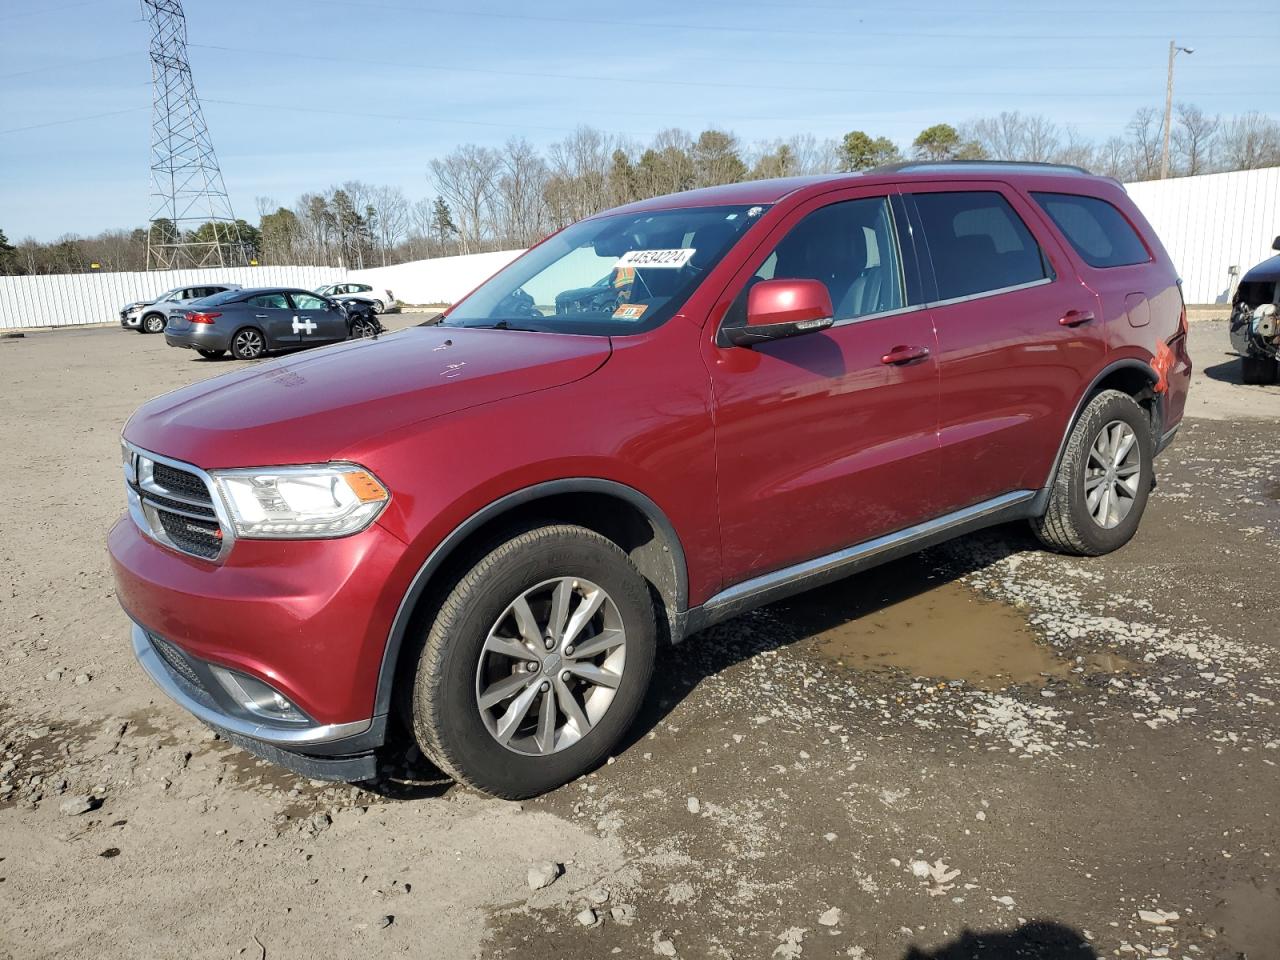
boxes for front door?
[244,292,298,348]
[705,189,942,590]
[288,292,347,344]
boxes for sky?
[1,0,1277,242]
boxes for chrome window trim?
[925,275,1053,310]
[829,302,927,329]
[131,623,371,746]
[123,440,236,563]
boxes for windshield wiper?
[456,319,544,332]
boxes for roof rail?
[874,160,1094,176]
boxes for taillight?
[187,311,221,324]
[1175,304,1188,340]
[386,290,394,300]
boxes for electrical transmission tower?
[142,0,245,270]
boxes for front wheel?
[410,524,656,798]
[142,314,166,334]
[351,318,377,339]
[1031,389,1154,556]
[230,327,266,360]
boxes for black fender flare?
[1031,357,1159,514]
[371,478,689,721]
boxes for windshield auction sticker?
[613,304,647,321]
[615,249,695,269]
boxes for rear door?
[244,292,298,347]
[705,186,942,588]
[288,292,347,343]
[906,182,1105,510]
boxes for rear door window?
[1031,192,1151,268]
[247,293,290,309]
[911,190,1050,301]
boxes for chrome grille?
[124,445,231,562]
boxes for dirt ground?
[1,317,1277,960]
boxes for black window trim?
[902,187,1059,308]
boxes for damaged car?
[1229,237,1280,385]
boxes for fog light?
[209,666,308,724]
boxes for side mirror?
[1272,235,1280,251]
[724,278,835,348]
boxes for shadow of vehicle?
[1202,354,1248,385]
[903,921,1098,959]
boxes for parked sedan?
[163,287,380,360]
[314,282,396,313]
[120,284,242,333]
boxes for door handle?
[1059,309,1095,327]
[880,345,931,365]
[254,314,269,319]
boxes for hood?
[124,326,611,468]
[1241,253,1280,285]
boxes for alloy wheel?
[474,577,626,756]
[233,329,264,359]
[1084,419,1141,529]
[145,315,164,333]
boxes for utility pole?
[142,0,244,270]
[1160,40,1194,180]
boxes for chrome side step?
[682,490,1037,636]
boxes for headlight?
[210,463,389,539]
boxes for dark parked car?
[112,162,1190,798]
[1228,236,1280,384]
[163,287,381,360]
[119,284,242,333]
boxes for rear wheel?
[142,313,166,334]
[1031,389,1154,556]
[371,299,385,314]
[230,327,266,360]
[410,524,656,798]
[196,348,225,359]
[1241,355,1279,385]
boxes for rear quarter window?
[1031,192,1151,268]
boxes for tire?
[410,524,656,798]
[371,300,384,314]
[230,327,266,361]
[1241,355,1279,385]
[141,313,166,334]
[196,348,225,359]
[351,318,377,340]
[1031,389,1154,557]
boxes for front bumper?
[130,622,382,780]
[120,312,142,328]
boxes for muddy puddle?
[774,557,1132,690]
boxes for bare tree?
[1218,112,1280,171]
[786,133,841,174]
[370,185,409,266]
[494,137,549,247]
[964,112,1060,162]
[1172,103,1220,176]
[429,144,501,253]
[1127,108,1163,181]
[546,126,615,225]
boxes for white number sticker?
[615,248,695,269]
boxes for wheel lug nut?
[564,645,574,656]
[560,671,571,682]
[540,681,550,692]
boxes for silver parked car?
[163,287,381,360]
[314,281,396,313]
[119,283,242,333]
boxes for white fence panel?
[0,265,345,330]
[1126,166,1280,304]
[352,249,524,306]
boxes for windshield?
[444,204,767,335]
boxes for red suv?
[109,163,1191,798]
